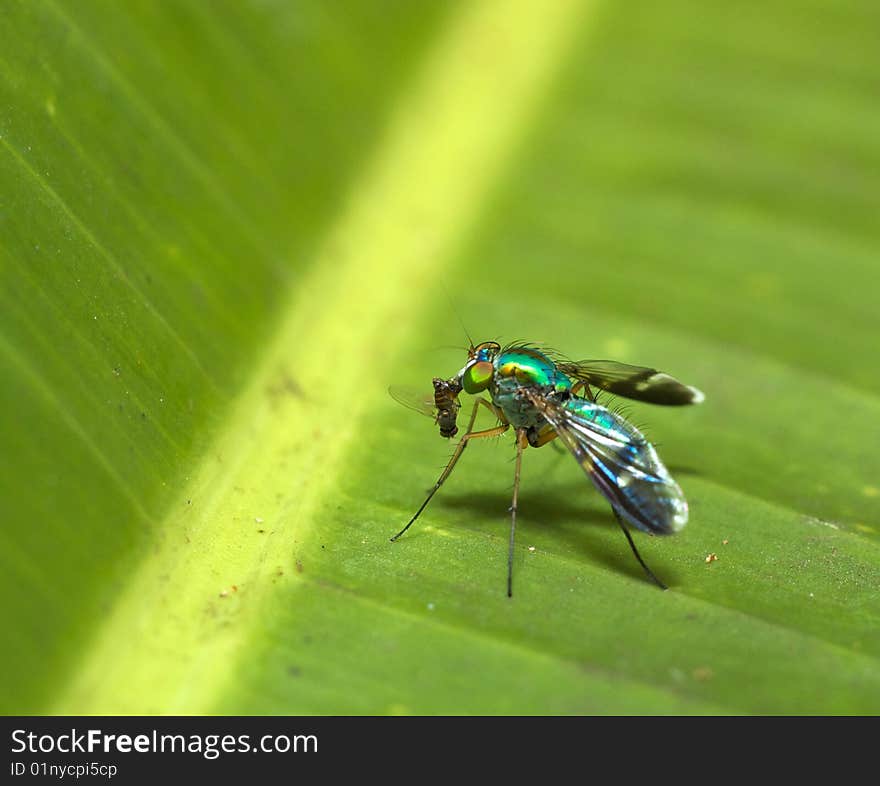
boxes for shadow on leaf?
[438,487,682,587]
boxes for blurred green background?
[1,0,878,715]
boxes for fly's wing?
[388,385,435,418]
[524,390,688,534]
[557,360,704,406]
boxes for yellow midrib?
[54,0,595,714]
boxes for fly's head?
[459,341,500,394]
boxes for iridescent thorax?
[495,347,572,391]
[492,347,571,429]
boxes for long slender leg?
[391,399,509,542]
[460,396,502,436]
[507,429,526,597]
[612,509,668,590]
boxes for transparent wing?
[525,390,688,534]
[557,359,704,406]
[388,385,435,418]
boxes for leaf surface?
[1,0,878,715]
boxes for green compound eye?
[462,360,493,393]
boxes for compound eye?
[462,360,493,393]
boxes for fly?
[391,341,704,596]
[432,377,462,438]
[389,376,462,439]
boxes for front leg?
[391,398,509,541]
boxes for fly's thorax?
[490,377,549,428]
[485,347,573,429]
[494,348,572,393]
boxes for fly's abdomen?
[561,398,688,534]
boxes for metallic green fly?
[390,341,704,596]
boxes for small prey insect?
[389,377,462,439]
[391,341,704,596]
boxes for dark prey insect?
[390,341,704,596]
[432,377,462,438]
[389,376,463,439]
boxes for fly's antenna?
[463,319,475,354]
[438,276,475,352]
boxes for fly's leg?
[507,429,527,598]
[571,381,597,402]
[612,509,668,590]
[458,396,504,435]
[391,398,509,542]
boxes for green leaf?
[2,0,878,715]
